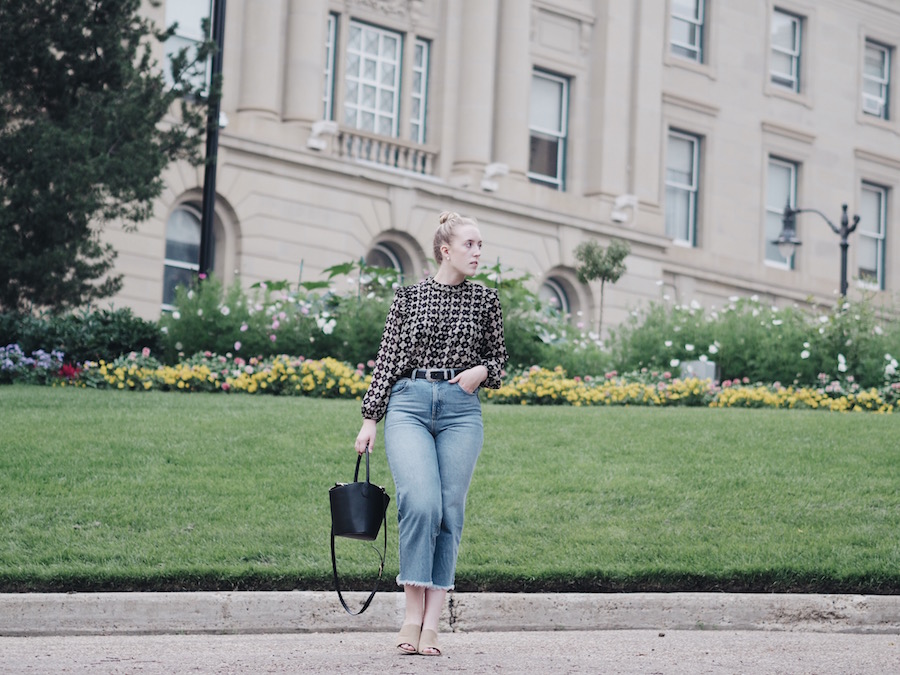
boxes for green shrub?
[608,294,900,389]
[0,308,162,364]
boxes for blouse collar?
[427,276,468,292]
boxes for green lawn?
[1,385,898,593]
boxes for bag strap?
[330,500,387,615]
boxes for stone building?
[111,0,900,332]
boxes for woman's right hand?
[355,418,377,454]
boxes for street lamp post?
[199,0,227,277]
[772,202,860,297]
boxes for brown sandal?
[396,623,421,654]
[417,629,441,656]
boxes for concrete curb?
[2,592,899,636]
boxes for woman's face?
[442,223,483,279]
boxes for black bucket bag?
[329,451,391,615]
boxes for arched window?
[365,242,403,273]
[365,240,413,285]
[163,205,205,309]
[539,277,570,315]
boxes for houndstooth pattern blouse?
[361,277,508,422]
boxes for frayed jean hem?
[396,577,455,591]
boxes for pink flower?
[269,334,277,342]
[221,382,230,391]
[240,323,249,332]
[272,320,280,330]
[367,360,376,368]
[234,341,242,351]
[142,347,151,358]
[742,377,750,384]
[199,273,207,280]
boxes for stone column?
[283,0,327,123]
[237,0,286,117]
[450,0,499,186]
[491,0,531,181]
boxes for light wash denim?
[383,377,483,590]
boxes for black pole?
[838,204,849,298]
[199,0,227,277]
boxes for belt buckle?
[426,370,441,382]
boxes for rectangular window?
[859,183,887,289]
[766,157,798,266]
[528,70,569,191]
[323,13,337,120]
[770,9,802,92]
[343,21,402,137]
[863,41,891,120]
[410,38,430,143]
[665,131,701,245]
[164,0,212,91]
[670,0,705,63]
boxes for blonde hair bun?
[438,211,459,225]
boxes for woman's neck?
[432,266,465,286]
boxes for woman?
[355,211,508,656]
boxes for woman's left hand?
[450,365,487,394]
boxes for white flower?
[801,350,810,359]
[220,306,231,316]
[838,354,848,373]
[729,295,740,302]
[819,316,829,324]
[685,344,695,352]
[875,325,884,335]
[670,359,680,367]
[709,345,719,354]
[690,300,701,310]
[665,340,673,348]
[750,295,759,302]
[187,290,194,300]
[161,326,168,334]
[803,342,810,349]
[197,309,203,316]
[772,319,783,326]
[172,311,181,320]
[886,364,897,376]
[175,342,183,351]
[699,354,709,362]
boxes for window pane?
[529,134,559,178]
[672,0,701,21]
[865,45,887,79]
[665,186,691,241]
[167,0,211,41]
[771,13,797,51]
[163,266,196,307]
[766,163,792,209]
[860,188,882,233]
[666,136,694,186]
[164,209,201,263]
[771,52,794,78]
[530,76,563,132]
[670,19,697,47]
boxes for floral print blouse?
[361,277,508,421]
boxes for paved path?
[2,630,899,674]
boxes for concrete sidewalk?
[2,591,899,636]
[3,629,900,674]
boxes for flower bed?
[2,344,897,412]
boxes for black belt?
[407,368,461,382]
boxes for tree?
[0,0,213,313]
[574,238,631,335]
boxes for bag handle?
[331,449,387,615]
